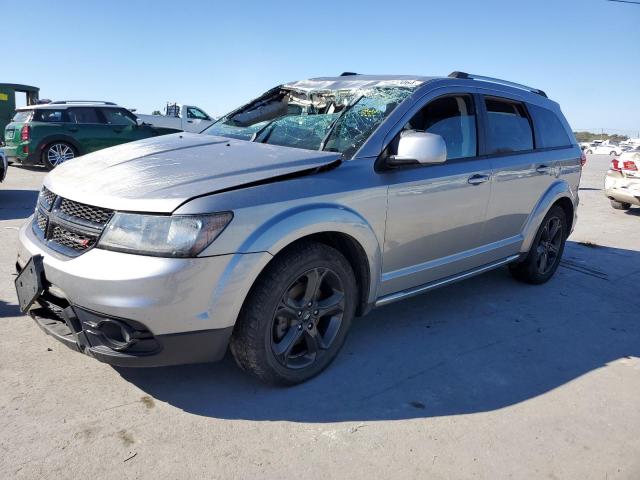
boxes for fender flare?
[36,134,84,160]
[520,180,576,254]
[237,203,383,305]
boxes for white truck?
[135,103,215,133]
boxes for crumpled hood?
[45,133,341,212]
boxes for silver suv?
[15,72,581,385]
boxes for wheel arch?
[36,135,83,161]
[520,180,576,254]
[233,205,383,316]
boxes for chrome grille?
[39,187,57,210]
[51,225,96,251]
[36,211,48,232]
[59,198,113,225]
[33,187,112,257]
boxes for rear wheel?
[585,149,593,154]
[43,142,76,170]
[610,151,617,156]
[610,199,631,210]
[230,242,357,385]
[509,205,567,285]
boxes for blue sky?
[3,0,639,134]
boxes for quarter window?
[402,95,477,160]
[484,97,533,154]
[528,104,571,148]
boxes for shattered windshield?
[203,82,418,158]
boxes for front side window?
[528,104,571,149]
[67,107,102,124]
[203,82,418,158]
[484,97,533,154]
[187,107,210,120]
[401,95,477,160]
[101,108,137,126]
[32,109,65,122]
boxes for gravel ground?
[0,154,638,479]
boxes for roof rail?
[340,72,359,76]
[49,100,117,105]
[448,71,547,98]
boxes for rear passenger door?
[65,107,113,154]
[480,94,558,258]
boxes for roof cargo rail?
[49,100,117,105]
[448,71,547,98]
[340,72,359,76]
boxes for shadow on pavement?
[109,241,639,422]
[0,189,38,220]
[0,299,21,319]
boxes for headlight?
[97,212,232,257]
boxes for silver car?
[15,72,581,384]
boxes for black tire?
[230,241,357,385]
[42,142,76,170]
[585,149,593,154]
[610,151,617,156]
[610,199,631,210]
[509,205,567,285]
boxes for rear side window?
[12,111,32,122]
[403,95,477,160]
[484,97,533,154]
[32,110,66,122]
[187,107,210,120]
[528,104,571,148]
[67,107,102,124]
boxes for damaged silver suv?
[15,72,581,385]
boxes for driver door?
[379,92,493,296]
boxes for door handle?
[467,174,490,185]
[187,120,194,123]
[67,127,79,133]
[536,165,551,174]
[113,128,123,133]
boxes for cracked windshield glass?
[204,81,419,158]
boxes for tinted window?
[484,97,533,154]
[101,108,136,125]
[32,109,66,122]
[528,104,571,148]
[67,107,102,124]
[403,95,477,159]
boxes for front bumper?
[16,218,273,366]
[604,174,640,206]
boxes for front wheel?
[509,205,567,284]
[230,242,357,385]
[585,149,593,154]
[610,151,617,156]
[43,142,76,170]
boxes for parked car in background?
[0,146,6,182]
[585,143,622,156]
[605,147,640,210]
[3,101,180,170]
[15,72,581,385]
[136,103,214,133]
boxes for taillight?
[580,152,587,167]
[623,160,638,171]
[610,159,621,172]
[20,124,30,141]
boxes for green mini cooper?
[3,101,180,169]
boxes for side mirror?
[388,131,447,166]
[135,117,144,127]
